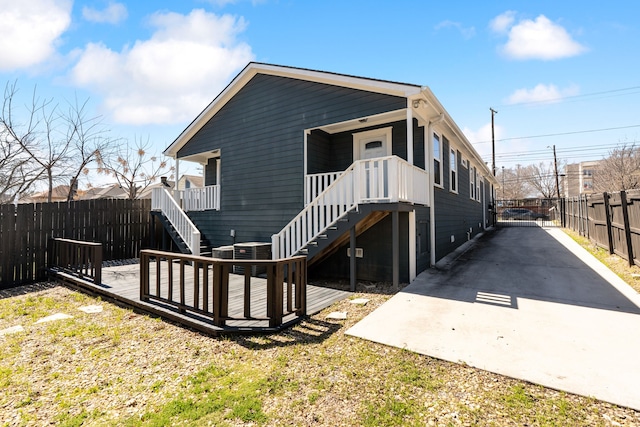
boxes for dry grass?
[1,278,639,426]
[564,228,640,294]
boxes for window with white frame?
[450,148,458,193]
[433,133,442,186]
[470,165,476,200]
[461,157,468,168]
[476,175,482,202]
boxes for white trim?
[461,157,468,168]
[449,147,458,194]
[352,127,392,161]
[433,131,443,188]
[469,165,476,200]
[406,108,413,165]
[165,63,421,157]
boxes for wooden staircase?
[300,207,389,265]
[151,211,212,256]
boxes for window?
[433,133,442,187]
[470,166,476,200]
[450,148,458,193]
[476,175,482,202]
[461,157,468,168]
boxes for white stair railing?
[273,156,429,259]
[183,185,220,212]
[305,171,343,205]
[151,188,201,256]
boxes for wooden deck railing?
[139,249,307,328]
[48,238,103,285]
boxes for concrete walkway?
[347,226,640,410]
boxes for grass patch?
[1,283,638,426]
[564,228,640,293]
[130,365,268,426]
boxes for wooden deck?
[53,260,351,335]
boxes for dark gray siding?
[204,158,217,186]
[415,206,430,273]
[307,119,426,174]
[178,74,406,246]
[433,135,486,261]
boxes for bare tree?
[497,166,532,199]
[97,137,174,199]
[593,144,640,192]
[63,96,118,201]
[0,81,73,203]
[0,82,46,202]
[524,161,561,198]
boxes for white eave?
[163,62,422,158]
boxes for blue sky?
[2,0,639,186]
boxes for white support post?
[174,158,181,204]
[407,107,414,165]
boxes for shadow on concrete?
[406,227,640,315]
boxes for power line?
[493,85,640,109]
[474,124,640,145]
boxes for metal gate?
[496,198,563,227]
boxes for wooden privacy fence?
[564,190,640,267]
[140,249,307,329]
[0,199,153,289]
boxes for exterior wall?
[307,119,425,174]
[433,134,487,261]
[179,73,407,246]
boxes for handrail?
[184,185,220,212]
[140,249,307,328]
[151,188,201,256]
[47,238,103,285]
[305,171,343,205]
[272,155,429,259]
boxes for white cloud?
[489,11,516,34]
[0,0,72,71]
[82,2,128,24]
[506,83,580,105]
[463,123,505,163]
[70,9,254,125]
[435,20,476,39]
[492,13,586,60]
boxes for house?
[78,183,128,200]
[21,185,73,203]
[156,62,497,287]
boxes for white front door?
[353,127,392,160]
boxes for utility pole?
[490,108,497,176]
[552,144,560,198]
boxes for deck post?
[350,226,356,292]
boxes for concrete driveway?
[346,226,640,410]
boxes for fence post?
[603,192,614,255]
[620,191,635,267]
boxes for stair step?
[308,241,318,246]
[327,226,338,230]
[318,234,328,239]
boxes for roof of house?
[22,185,71,203]
[79,183,128,200]
[164,62,495,182]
